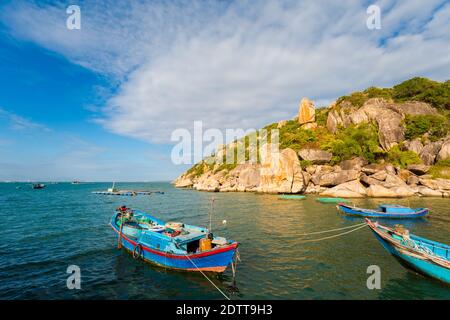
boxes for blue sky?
[0,0,449,181]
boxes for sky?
[0,0,449,181]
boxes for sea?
[0,182,448,299]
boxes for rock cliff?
[174,78,450,197]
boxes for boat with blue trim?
[366,219,450,284]
[110,206,239,273]
[337,203,429,219]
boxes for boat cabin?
[378,204,415,214]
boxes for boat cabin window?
[186,240,200,254]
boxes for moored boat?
[32,183,45,189]
[337,203,428,219]
[366,219,450,284]
[110,206,239,273]
[316,197,349,203]
[278,195,306,200]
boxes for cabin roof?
[174,227,208,244]
[379,204,406,208]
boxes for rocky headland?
[174,77,450,198]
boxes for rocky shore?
[173,78,450,198]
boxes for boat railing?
[414,239,449,259]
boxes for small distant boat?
[337,203,428,219]
[32,183,45,189]
[92,182,162,196]
[366,219,449,284]
[316,197,349,203]
[110,206,239,272]
[279,195,306,200]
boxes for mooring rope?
[297,224,368,243]
[297,222,367,237]
[184,253,231,301]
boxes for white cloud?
[2,0,449,144]
[0,107,51,132]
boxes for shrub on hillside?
[404,114,449,141]
[386,145,421,168]
[322,123,382,163]
[429,159,450,179]
[393,77,450,109]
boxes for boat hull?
[338,204,428,219]
[279,195,306,200]
[367,221,450,284]
[316,197,349,203]
[111,223,237,273]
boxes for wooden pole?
[118,213,124,249]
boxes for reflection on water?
[0,182,448,299]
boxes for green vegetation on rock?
[429,159,450,179]
[393,77,450,110]
[404,114,449,141]
[321,123,382,163]
[386,145,421,168]
[335,77,450,110]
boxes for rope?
[183,253,230,301]
[297,224,368,243]
[297,222,366,236]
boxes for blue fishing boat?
[366,219,450,284]
[110,206,239,273]
[337,203,428,219]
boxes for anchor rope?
[297,224,368,243]
[183,253,231,301]
[297,222,367,237]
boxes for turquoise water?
[0,182,449,299]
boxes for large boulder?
[419,178,450,191]
[407,164,430,175]
[397,169,413,182]
[325,99,439,151]
[417,186,443,197]
[361,163,386,174]
[390,186,416,197]
[387,101,439,116]
[314,170,360,187]
[382,174,407,188]
[258,146,305,193]
[173,176,194,188]
[360,173,384,186]
[298,98,315,126]
[339,157,368,170]
[320,180,367,198]
[437,138,450,161]
[407,175,420,185]
[359,99,405,150]
[235,164,260,191]
[366,185,398,197]
[420,141,443,165]
[298,148,332,164]
[404,138,424,155]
